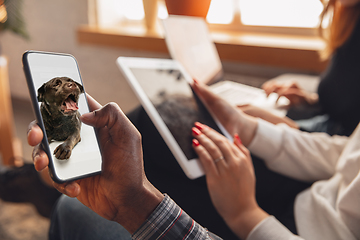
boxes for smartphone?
[23,51,102,183]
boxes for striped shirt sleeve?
[132,194,222,240]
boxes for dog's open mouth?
[61,94,79,113]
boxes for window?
[240,0,323,28]
[208,0,324,27]
[93,0,168,26]
[94,0,325,36]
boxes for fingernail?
[192,127,201,136]
[195,122,207,130]
[192,139,200,147]
[65,183,77,195]
[27,127,32,136]
[33,154,40,165]
[234,133,242,145]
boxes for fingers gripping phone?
[23,51,102,183]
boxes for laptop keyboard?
[209,80,289,116]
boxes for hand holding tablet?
[117,57,230,179]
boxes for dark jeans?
[287,104,351,136]
[49,195,131,240]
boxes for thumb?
[80,102,141,159]
[192,79,219,105]
[81,102,124,131]
[80,103,140,144]
[86,94,102,112]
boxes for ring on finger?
[213,156,224,163]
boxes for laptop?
[162,15,289,116]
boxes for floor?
[0,73,270,240]
[0,201,49,240]
[0,98,50,240]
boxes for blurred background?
[0,0,325,238]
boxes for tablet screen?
[129,67,223,160]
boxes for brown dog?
[37,77,84,160]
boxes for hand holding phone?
[27,95,165,233]
[23,51,102,183]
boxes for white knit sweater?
[247,119,359,240]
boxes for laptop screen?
[162,15,223,85]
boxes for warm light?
[0,3,7,23]
[158,1,169,19]
[207,0,234,24]
[123,0,169,20]
[124,0,145,20]
[239,0,324,28]
[96,0,325,29]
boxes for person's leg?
[0,163,61,218]
[296,115,331,133]
[49,195,131,240]
[287,105,349,136]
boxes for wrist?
[238,113,258,147]
[305,93,319,105]
[114,179,164,234]
[226,205,269,240]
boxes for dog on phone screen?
[37,77,84,160]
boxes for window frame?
[81,0,328,73]
[91,0,323,37]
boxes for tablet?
[117,57,231,179]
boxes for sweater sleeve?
[247,216,303,240]
[248,119,349,182]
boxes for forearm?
[264,115,298,129]
[241,106,299,129]
[237,112,259,147]
[115,180,164,234]
[248,119,348,181]
[228,210,306,240]
[247,216,304,240]
[225,206,269,240]
[304,92,319,105]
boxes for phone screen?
[24,51,102,182]
[129,67,223,160]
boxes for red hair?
[319,0,360,60]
